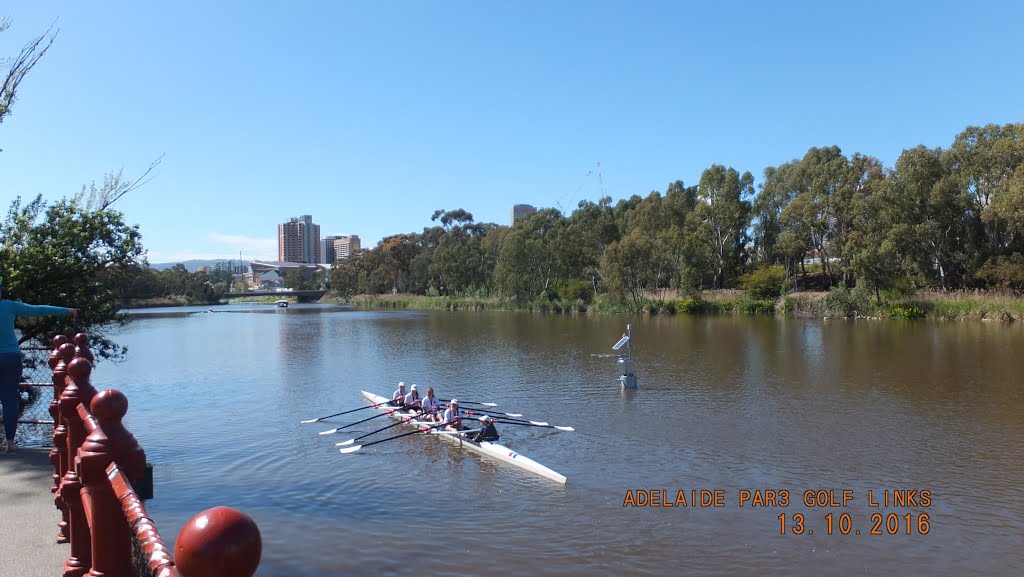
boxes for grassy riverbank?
[328,289,1024,322]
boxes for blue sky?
[2,1,1022,263]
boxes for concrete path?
[0,448,69,577]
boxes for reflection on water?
[91,306,1024,577]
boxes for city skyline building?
[511,204,537,225]
[278,215,321,263]
[320,235,342,264]
[334,235,360,259]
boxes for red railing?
[46,331,262,577]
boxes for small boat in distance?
[275,299,289,308]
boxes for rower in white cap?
[443,398,463,431]
[390,382,407,407]
[403,384,421,409]
[469,414,500,442]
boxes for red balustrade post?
[73,333,96,364]
[175,507,262,577]
[58,356,98,577]
[50,333,72,494]
[76,389,146,577]
[50,337,73,542]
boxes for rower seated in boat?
[390,382,407,407]
[403,384,421,411]
[420,387,441,422]
[443,399,463,431]
[470,415,500,442]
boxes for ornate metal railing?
[42,331,262,577]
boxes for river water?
[86,304,1024,576]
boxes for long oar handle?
[336,411,425,445]
[319,407,400,435]
[456,406,524,418]
[300,401,387,423]
[439,398,498,407]
[466,413,550,426]
[339,422,449,454]
[442,403,520,418]
[492,419,574,432]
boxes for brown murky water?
[91,305,1023,576]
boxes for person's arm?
[11,302,76,317]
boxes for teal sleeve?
[11,302,70,317]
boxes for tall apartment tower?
[511,204,537,225]
[321,235,343,264]
[335,235,361,259]
[278,215,321,263]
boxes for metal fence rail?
[13,345,54,448]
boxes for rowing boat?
[360,391,567,484]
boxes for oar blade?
[554,426,574,431]
[529,421,549,426]
[300,418,320,424]
[318,428,339,436]
[336,439,355,446]
[481,402,498,407]
[339,445,363,454]
[505,413,523,417]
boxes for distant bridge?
[224,290,328,302]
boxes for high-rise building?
[278,215,321,263]
[321,235,342,264]
[511,204,537,225]
[334,235,361,259]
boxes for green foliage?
[889,305,925,319]
[739,299,777,315]
[822,283,876,318]
[557,279,594,304]
[783,297,796,314]
[677,298,709,314]
[739,265,785,300]
[975,254,1024,290]
[1,195,144,360]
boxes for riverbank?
[121,295,295,308]
[328,290,1024,322]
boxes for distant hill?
[149,259,250,272]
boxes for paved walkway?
[0,448,69,577]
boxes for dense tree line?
[113,264,236,304]
[332,123,1024,311]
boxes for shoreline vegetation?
[319,289,1024,322]
[98,122,1024,328]
[119,289,1024,322]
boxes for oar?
[436,428,483,437]
[443,404,523,418]
[336,411,425,446]
[460,408,545,422]
[300,401,390,424]
[439,398,498,407]
[491,419,574,432]
[463,411,554,427]
[318,407,409,435]
[339,422,450,454]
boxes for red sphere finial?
[58,342,76,363]
[175,507,262,577]
[90,389,128,421]
[67,357,93,381]
[52,334,71,349]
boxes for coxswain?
[391,382,407,407]
[443,399,463,431]
[420,387,441,421]
[470,415,500,442]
